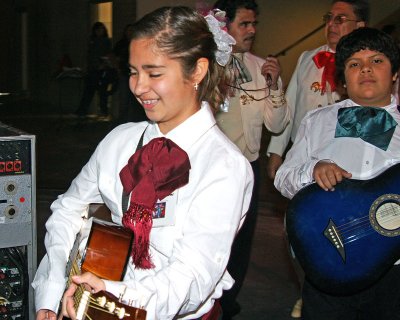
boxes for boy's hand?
[313,161,352,191]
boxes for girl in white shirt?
[33,6,253,320]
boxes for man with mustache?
[266,1,369,318]
[213,0,290,319]
[267,0,369,180]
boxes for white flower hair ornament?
[204,9,236,66]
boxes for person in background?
[213,0,290,319]
[113,23,147,123]
[266,0,369,180]
[267,4,369,316]
[33,6,253,320]
[75,22,117,121]
[275,27,400,319]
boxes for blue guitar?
[286,163,400,295]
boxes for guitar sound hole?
[375,202,400,231]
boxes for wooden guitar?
[66,214,147,320]
[286,163,400,295]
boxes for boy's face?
[344,49,397,107]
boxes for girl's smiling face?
[128,38,200,134]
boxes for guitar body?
[286,164,400,295]
[81,219,133,281]
[68,216,147,320]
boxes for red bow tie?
[313,51,336,94]
[120,137,191,268]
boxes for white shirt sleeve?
[267,52,303,157]
[31,144,106,312]
[263,77,291,134]
[273,113,318,199]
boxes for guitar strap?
[121,126,148,212]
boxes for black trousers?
[220,159,260,318]
[302,264,400,320]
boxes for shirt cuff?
[268,88,286,108]
[270,88,283,96]
[33,279,65,313]
[104,279,125,299]
[104,279,146,308]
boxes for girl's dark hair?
[335,27,400,84]
[131,6,232,112]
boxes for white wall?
[136,0,400,85]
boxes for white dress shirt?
[32,102,254,319]
[274,97,400,199]
[267,45,341,157]
[217,52,290,162]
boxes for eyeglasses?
[323,14,360,25]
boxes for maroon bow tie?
[313,51,337,94]
[120,137,191,268]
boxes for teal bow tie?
[335,106,398,151]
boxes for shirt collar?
[233,52,245,61]
[322,44,335,54]
[146,102,216,153]
[343,95,398,112]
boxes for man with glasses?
[266,1,369,318]
[213,0,290,319]
[267,0,369,181]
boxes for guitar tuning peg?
[115,307,129,319]
[106,301,116,312]
[96,295,107,307]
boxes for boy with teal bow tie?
[275,27,400,319]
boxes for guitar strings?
[328,204,400,244]
[336,206,400,234]
[70,260,82,308]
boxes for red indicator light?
[20,197,25,203]
[14,160,22,171]
[6,161,13,172]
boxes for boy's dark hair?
[213,0,259,23]
[331,0,370,24]
[335,27,400,84]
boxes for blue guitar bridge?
[323,219,346,262]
